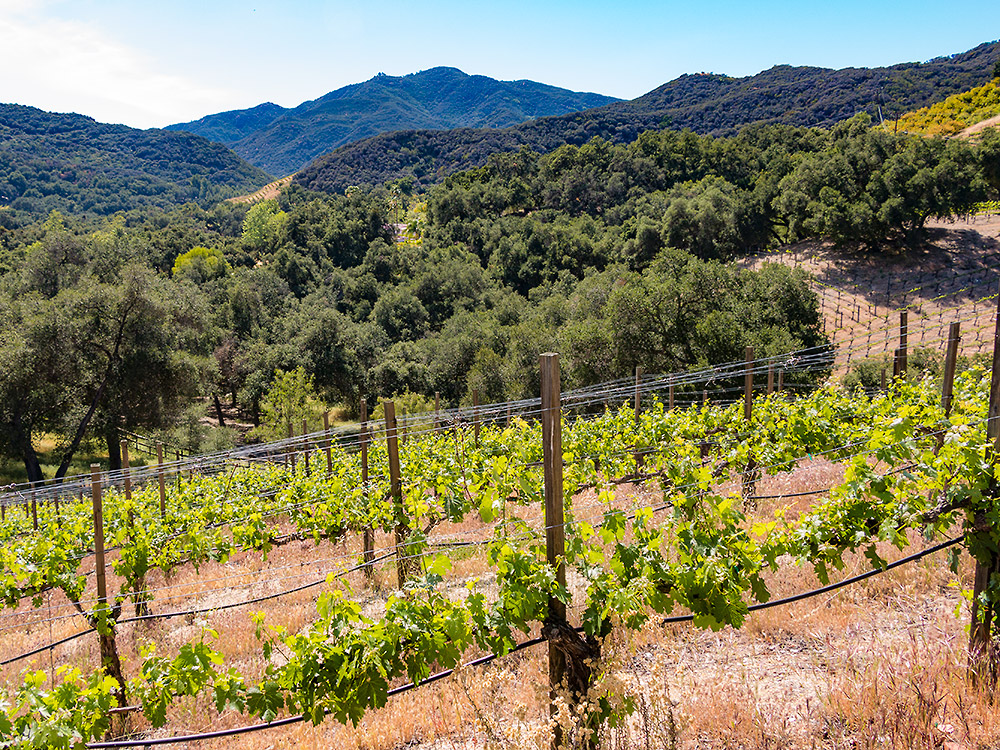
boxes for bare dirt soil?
[741,215,1000,369]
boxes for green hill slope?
[166,67,619,176]
[0,104,272,222]
[296,40,1000,194]
[896,78,1000,135]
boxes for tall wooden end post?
[540,353,599,750]
[360,398,374,583]
[540,353,567,749]
[971,299,1000,687]
[742,347,758,508]
[384,400,409,587]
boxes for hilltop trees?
[776,116,986,246]
[0,215,211,481]
[0,113,997,477]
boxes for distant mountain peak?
[294,38,1000,195]
[166,69,619,175]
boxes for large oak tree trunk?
[12,410,44,486]
[105,428,122,472]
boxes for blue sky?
[1,0,998,129]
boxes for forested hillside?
[297,40,1000,193]
[1,113,996,483]
[0,104,272,224]
[167,67,619,176]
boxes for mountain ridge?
[0,102,272,221]
[295,40,1000,194]
[166,67,620,175]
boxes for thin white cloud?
[0,3,237,128]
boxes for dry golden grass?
[8,321,1000,748]
[2,455,995,750]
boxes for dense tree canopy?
[0,114,997,481]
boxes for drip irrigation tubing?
[85,634,549,748]
[0,551,398,668]
[661,534,963,624]
[82,533,964,748]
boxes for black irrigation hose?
[86,635,549,748]
[0,552,398,668]
[661,534,963,624]
[85,533,964,747]
[116,551,397,627]
[0,628,93,667]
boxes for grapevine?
[1,367,998,747]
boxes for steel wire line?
[81,533,965,748]
[4,387,992,622]
[4,304,989,502]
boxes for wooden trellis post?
[541,353,567,748]
[91,464,125,722]
[941,322,961,418]
[302,418,310,475]
[156,442,166,519]
[539,352,600,750]
[360,398,374,583]
[120,439,133,529]
[970,295,1000,687]
[384,400,410,587]
[473,389,480,449]
[323,411,333,474]
[899,310,908,378]
[634,366,643,476]
[742,347,758,506]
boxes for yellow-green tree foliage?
[896,80,1000,136]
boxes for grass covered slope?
[296,40,1000,193]
[0,104,273,222]
[897,78,1000,135]
[168,67,620,176]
